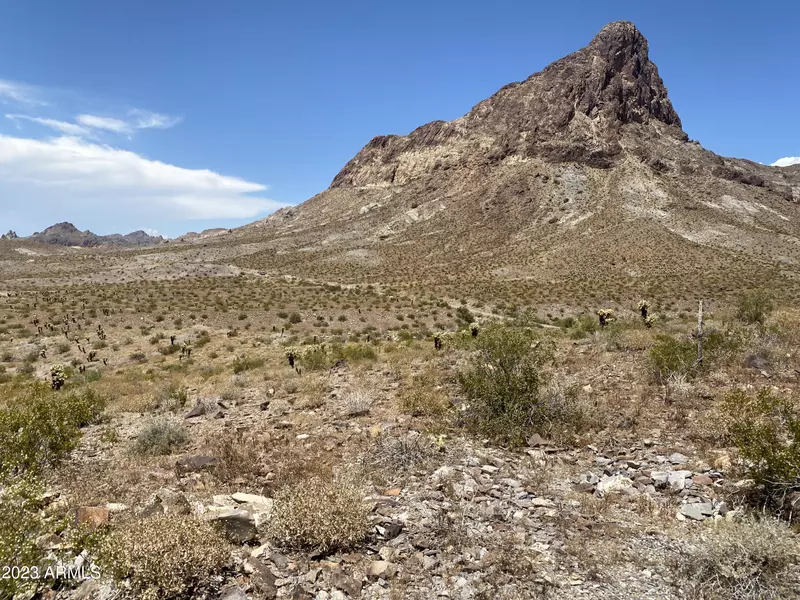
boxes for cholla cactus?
[50,364,67,390]
[596,309,615,327]
[469,322,479,337]
[433,332,443,350]
[644,315,656,328]
[285,346,298,368]
[637,300,650,320]
[302,344,325,360]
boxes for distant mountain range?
[1,222,165,248]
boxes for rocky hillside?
[26,222,165,248]
[237,21,800,303]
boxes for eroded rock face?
[331,21,683,188]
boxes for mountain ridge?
[22,222,165,248]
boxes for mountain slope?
[234,21,800,304]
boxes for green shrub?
[133,419,189,456]
[100,514,229,600]
[649,329,739,383]
[457,325,557,446]
[649,333,697,383]
[718,388,800,515]
[231,355,264,374]
[269,474,369,552]
[736,291,773,326]
[300,345,329,371]
[288,312,302,324]
[0,384,106,477]
[567,314,599,339]
[331,343,378,364]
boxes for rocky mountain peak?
[331,21,683,188]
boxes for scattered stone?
[175,455,219,476]
[75,506,109,530]
[668,470,693,491]
[220,584,248,600]
[595,475,633,496]
[668,453,689,465]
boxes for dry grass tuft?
[673,517,800,600]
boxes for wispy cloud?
[76,114,132,134]
[0,134,281,221]
[5,113,91,137]
[772,156,800,167]
[129,109,182,130]
[0,79,46,106]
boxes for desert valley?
[1,21,800,600]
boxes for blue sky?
[0,1,798,238]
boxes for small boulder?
[211,510,258,544]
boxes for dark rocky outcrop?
[331,21,684,188]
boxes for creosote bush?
[717,388,800,516]
[457,325,562,446]
[736,290,774,326]
[268,474,369,553]
[673,517,799,599]
[100,514,229,600]
[0,383,106,477]
[649,329,739,383]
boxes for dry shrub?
[674,517,800,599]
[133,418,189,456]
[399,370,450,417]
[268,473,369,553]
[363,433,439,473]
[100,514,230,600]
[205,427,269,485]
[342,387,372,416]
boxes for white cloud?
[76,114,132,134]
[129,109,182,130]
[0,134,281,221]
[6,114,91,137]
[772,156,800,167]
[0,79,46,106]
[143,228,160,236]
